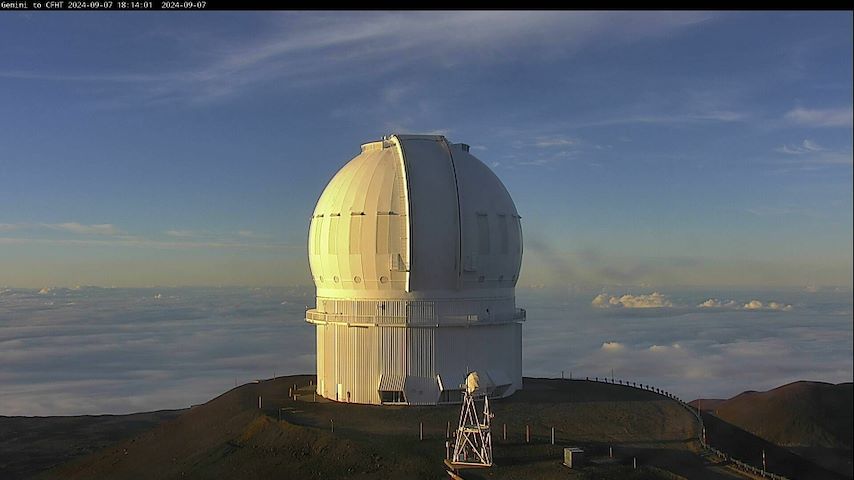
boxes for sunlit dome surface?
[308,134,523,299]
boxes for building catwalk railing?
[305,307,526,326]
[583,375,789,480]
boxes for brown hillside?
[693,381,853,478]
[33,376,750,480]
[0,410,184,480]
[705,381,852,450]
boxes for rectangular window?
[498,214,508,254]
[328,216,339,254]
[349,215,362,254]
[376,215,389,254]
[477,214,490,254]
[308,217,319,254]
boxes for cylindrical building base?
[314,322,522,405]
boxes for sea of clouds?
[0,285,851,416]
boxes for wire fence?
[583,375,789,480]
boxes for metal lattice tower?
[451,372,494,467]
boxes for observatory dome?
[306,134,525,405]
[308,134,522,299]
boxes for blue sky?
[0,11,851,288]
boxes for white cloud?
[773,139,852,167]
[767,301,793,311]
[698,298,737,308]
[165,229,196,237]
[775,139,824,155]
[743,299,793,311]
[601,341,625,351]
[0,236,297,252]
[591,293,610,307]
[744,299,763,310]
[592,292,673,308]
[532,136,576,148]
[44,222,124,236]
[784,107,853,128]
[649,343,682,352]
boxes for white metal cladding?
[378,373,406,391]
[404,376,441,405]
[308,135,524,405]
[313,322,521,405]
[308,134,522,301]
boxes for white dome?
[307,134,525,406]
[308,134,522,300]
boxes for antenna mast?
[451,372,494,467]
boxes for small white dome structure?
[306,134,524,405]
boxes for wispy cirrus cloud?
[784,106,853,128]
[165,229,196,238]
[0,223,291,251]
[0,12,717,105]
[43,222,124,235]
[773,139,853,168]
[0,236,295,251]
[776,139,824,155]
[531,136,577,148]
[1,222,125,235]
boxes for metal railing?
[305,307,525,327]
[583,375,789,480]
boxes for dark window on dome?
[349,216,362,254]
[477,214,490,254]
[498,214,509,254]
[310,217,323,255]
[328,216,339,254]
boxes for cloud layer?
[524,288,852,400]
[592,292,673,308]
[0,287,849,415]
[699,298,793,311]
[784,107,853,128]
[0,286,314,416]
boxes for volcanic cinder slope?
[28,375,741,480]
[0,410,184,480]
[693,381,853,478]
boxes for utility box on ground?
[563,447,584,468]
